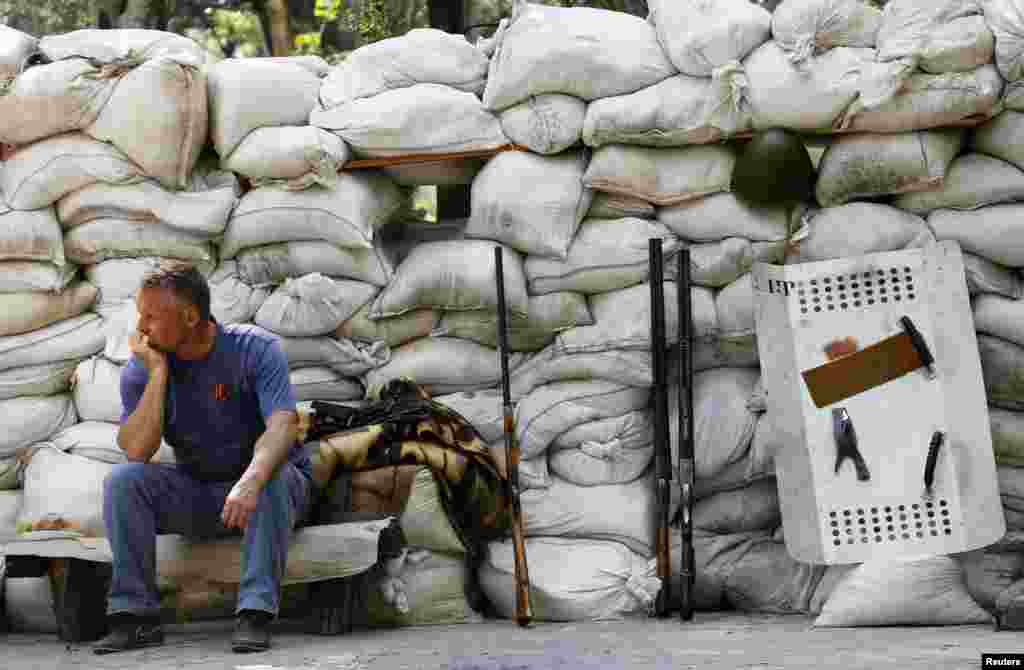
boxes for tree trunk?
[268,0,292,56]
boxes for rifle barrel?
[649,238,672,618]
[678,248,695,622]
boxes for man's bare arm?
[221,410,298,530]
[117,365,168,463]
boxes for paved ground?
[1,613,1021,670]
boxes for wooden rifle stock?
[495,246,533,628]
[649,238,672,618]
[677,248,695,622]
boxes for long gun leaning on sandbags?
[676,247,695,621]
[494,245,533,628]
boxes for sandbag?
[523,218,680,295]
[0,261,76,293]
[814,556,993,626]
[894,153,1024,214]
[649,0,770,76]
[0,394,76,459]
[71,356,122,424]
[208,260,272,325]
[56,168,239,238]
[0,313,106,372]
[694,479,780,534]
[432,291,593,352]
[0,360,77,401]
[317,28,489,107]
[63,218,216,266]
[788,203,933,264]
[480,537,660,621]
[0,132,144,211]
[254,274,377,337]
[369,240,529,319]
[481,0,675,111]
[521,474,658,557]
[658,192,792,244]
[38,29,208,63]
[716,274,756,345]
[0,488,20,534]
[960,549,1024,611]
[695,410,776,499]
[336,303,437,349]
[970,109,1024,170]
[51,421,123,464]
[367,549,482,626]
[207,57,324,159]
[433,388,505,444]
[312,84,508,160]
[15,444,110,536]
[515,380,650,460]
[509,346,654,400]
[989,407,1024,467]
[220,173,405,257]
[587,192,656,220]
[0,203,67,268]
[0,281,96,337]
[4,577,58,633]
[466,149,591,259]
[974,293,1024,350]
[381,157,485,188]
[582,71,754,148]
[963,252,1022,299]
[770,0,883,63]
[986,0,1024,81]
[499,94,586,155]
[364,336,526,397]
[928,205,1024,266]
[222,126,348,188]
[235,239,395,288]
[1000,465,1024,525]
[876,0,992,73]
[85,256,214,316]
[684,238,785,289]
[979,334,1024,411]
[290,366,363,402]
[548,410,653,486]
[583,143,737,207]
[0,24,38,81]
[815,129,964,207]
[278,335,389,377]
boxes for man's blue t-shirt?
[120,322,311,482]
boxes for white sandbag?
[50,420,175,465]
[0,203,65,265]
[481,0,675,111]
[0,58,111,145]
[649,0,770,76]
[220,174,404,257]
[0,280,96,337]
[369,240,529,318]
[432,291,593,352]
[587,192,656,220]
[928,205,1024,267]
[960,549,1024,611]
[367,549,482,626]
[0,132,144,211]
[515,380,650,460]
[815,129,964,207]
[694,479,780,534]
[290,366,363,402]
[694,410,776,499]
[499,94,586,155]
[657,192,792,244]
[222,126,348,188]
[0,394,76,459]
[548,410,653,486]
[15,444,110,536]
[876,1,992,73]
[63,218,216,266]
[686,238,785,289]
[521,474,657,556]
[235,239,394,288]
[582,70,754,148]
[0,24,38,81]
[0,360,77,401]
[208,260,271,325]
[986,0,1024,81]
[310,84,508,159]
[278,335,389,377]
[990,407,1024,467]
[814,556,993,626]
[254,274,377,337]
[0,261,76,293]
[716,273,756,344]
[742,42,874,131]
[549,282,718,356]
[318,28,488,107]
[978,334,1024,412]
[974,293,1024,350]
[364,337,526,397]
[433,389,505,444]
[207,57,324,159]
[0,313,105,372]
[85,256,214,315]
[336,303,437,349]
[466,149,591,259]
[482,536,659,621]
[71,356,122,424]
[788,203,933,264]
[971,109,1024,170]
[38,29,208,63]
[963,252,1022,299]
[694,335,761,374]
[57,168,239,238]
[523,218,680,295]
[771,0,883,63]
[583,143,737,207]
[894,153,1024,214]
[509,346,654,400]
[0,488,20,533]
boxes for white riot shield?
[753,241,1004,565]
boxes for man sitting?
[94,261,312,654]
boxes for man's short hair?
[140,261,212,322]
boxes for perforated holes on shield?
[799,268,916,315]
[829,499,952,547]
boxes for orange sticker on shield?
[214,383,229,401]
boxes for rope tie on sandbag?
[580,438,625,462]
[711,61,750,117]
[82,51,146,80]
[623,569,661,612]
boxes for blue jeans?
[102,460,312,618]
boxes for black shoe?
[92,616,164,655]
[232,610,272,653]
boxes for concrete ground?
[1,613,1021,670]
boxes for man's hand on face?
[222,477,262,530]
[129,331,168,372]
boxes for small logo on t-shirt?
[214,383,229,401]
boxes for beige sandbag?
[694,478,780,534]
[254,274,377,337]
[814,556,993,626]
[401,466,465,555]
[990,407,1024,467]
[986,0,1024,81]
[0,313,106,373]
[815,129,964,207]
[787,203,933,264]
[208,260,271,325]
[582,70,754,148]
[277,335,389,377]
[0,204,64,265]
[369,240,529,319]
[290,366,363,402]
[928,205,1024,267]
[466,149,591,259]
[235,239,394,288]
[960,549,1024,611]
[85,256,214,315]
[0,487,20,532]
[38,29,208,63]
[770,0,883,64]
[509,346,654,400]
[587,192,656,220]
[970,109,1024,170]
[71,356,122,424]
[583,143,737,206]
[657,192,792,244]
[0,394,77,460]
[648,0,770,76]
[694,409,776,499]
[0,132,144,211]
[548,410,653,486]
[686,238,785,289]
[0,281,96,337]
[974,293,1024,350]
[499,94,586,155]
[963,252,1022,299]
[0,360,77,401]
[0,261,76,293]
[894,153,1024,214]
[367,548,482,626]
[716,273,756,346]
[222,126,348,188]
[876,0,992,73]
[0,24,38,81]
[978,334,1024,412]
[432,388,505,444]
[336,302,437,349]
[63,219,216,266]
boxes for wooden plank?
[342,144,529,170]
